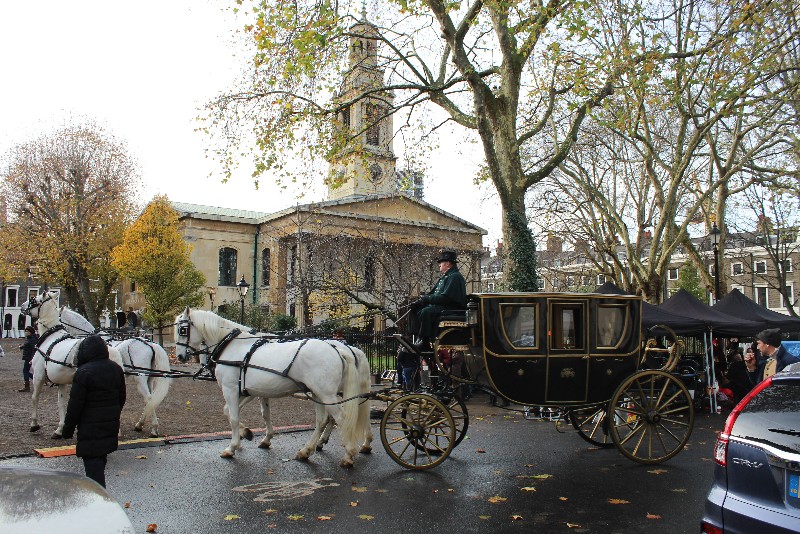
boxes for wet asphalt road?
[0,406,722,533]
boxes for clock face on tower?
[369,163,383,184]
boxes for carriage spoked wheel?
[568,403,615,448]
[608,370,695,464]
[408,394,468,455]
[380,394,456,470]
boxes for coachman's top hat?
[436,249,457,264]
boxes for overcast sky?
[0,0,501,246]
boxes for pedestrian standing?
[755,328,800,379]
[18,325,38,392]
[62,335,126,488]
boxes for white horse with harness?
[175,307,372,467]
[20,290,124,439]
[56,306,170,437]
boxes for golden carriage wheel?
[608,370,695,464]
[568,403,615,448]
[379,394,456,470]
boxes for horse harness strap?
[122,338,157,374]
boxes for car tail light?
[713,376,773,466]
[701,520,723,534]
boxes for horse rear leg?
[134,376,168,437]
[257,398,274,449]
[29,376,44,433]
[296,401,329,461]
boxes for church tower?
[327,11,397,200]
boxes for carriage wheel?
[409,394,469,455]
[608,370,694,464]
[569,404,615,448]
[380,394,455,470]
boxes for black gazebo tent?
[658,289,763,337]
[712,288,800,333]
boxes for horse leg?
[296,400,328,462]
[316,412,334,451]
[52,383,68,439]
[257,397,274,449]
[220,387,244,458]
[29,376,43,433]
[318,398,357,468]
[133,376,152,432]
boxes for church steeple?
[327,12,397,200]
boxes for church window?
[364,256,375,290]
[341,106,350,127]
[219,247,238,286]
[261,248,271,287]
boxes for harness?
[34,324,78,383]
[120,337,158,375]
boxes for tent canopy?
[712,288,800,333]
[659,289,763,336]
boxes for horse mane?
[189,309,248,343]
[59,307,96,336]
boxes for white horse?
[175,308,371,467]
[57,307,171,437]
[21,290,124,439]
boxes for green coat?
[425,266,467,308]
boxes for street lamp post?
[206,286,217,312]
[710,222,722,302]
[236,276,250,325]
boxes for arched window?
[261,248,271,287]
[365,103,381,146]
[364,256,375,290]
[219,247,238,286]
[17,314,27,331]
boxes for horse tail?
[337,349,362,447]
[148,343,172,405]
[351,347,372,445]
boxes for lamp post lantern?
[710,222,722,302]
[236,276,250,324]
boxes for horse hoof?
[295,453,310,462]
[258,442,271,449]
[134,425,144,432]
[51,433,63,440]
[149,433,160,438]
[340,459,355,468]
[220,450,234,459]
[29,425,41,433]
[316,444,324,451]
[243,428,254,441]
[360,445,373,454]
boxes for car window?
[733,382,800,453]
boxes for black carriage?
[379,292,694,469]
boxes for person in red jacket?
[62,335,126,488]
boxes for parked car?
[0,466,133,533]
[701,370,800,534]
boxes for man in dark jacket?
[62,335,126,488]
[409,249,467,349]
[18,325,38,392]
[755,328,800,377]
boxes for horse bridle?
[23,291,54,317]
[176,314,208,362]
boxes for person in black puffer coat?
[62,335,126,488]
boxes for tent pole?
[706,330,718,414]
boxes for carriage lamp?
[237,276,250,324]
[709,222,722,302]
[466,300,479,326]
[207,286,217,312]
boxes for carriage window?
[500,305,537,348]
[551,304,584,350]
[597,306,626,348]
[219,247,238,286]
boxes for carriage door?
[545,300,589,403]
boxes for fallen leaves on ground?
[566,522,582,528]
[488,495,507,503]
[358,515,374,520]
[146,525,157,533]
[352,487,367,493]
[317,516,333,521]
[135,455,147,460]
[608,498,631,505]
[647,469,668,475]
[478,515,491,520]
[476,448,487,453]
[123,502,131,508]
[671,488,687,493]
[263,509,279,515]
[349,501,359,507]
[511,514,523,520]
[287,514,303,521]
[646,513,662,519]
[520,487,536,492]
[223,515,239,521]
[559,497,569,501]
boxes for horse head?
[21,290,60,329]
[175,307,200,363]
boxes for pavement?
[0,398,724,534]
